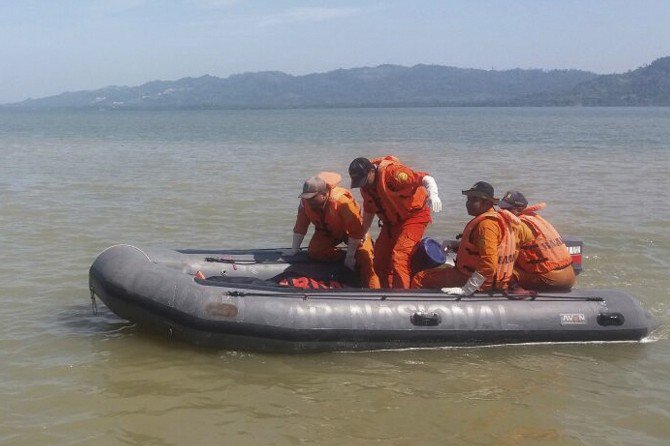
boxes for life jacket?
[301,186,360,241]
[278,277,343,289]
[366,155,428,225]
[517,203,573,273]
[455,208,519,291]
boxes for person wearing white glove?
[348,155,440,289]
[292,173,380,288]
[411,181,518,295]
[422,175,442,213]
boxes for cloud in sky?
[257,7,360,28]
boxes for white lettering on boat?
[268,301,509,329]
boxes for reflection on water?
[0,108,669,444]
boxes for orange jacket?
[456,209,519,291]
[294,186,365,241]
[517,203,573,273]
[361,156,429,226]
[513,217,535,247]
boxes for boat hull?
[89,244,659,352]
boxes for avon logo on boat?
[560,313,586,325]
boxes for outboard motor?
[564,237,583,275]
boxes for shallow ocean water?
[0,107,668,445]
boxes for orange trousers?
[410,265,468,289]
[513,266,576,292]
[307,231,380,289]
[374,219,428,289]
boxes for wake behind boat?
[88,243,659,352]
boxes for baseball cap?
[300,176,327,199]
[498,190,528,209]
[348,157,374,188]
[461,181,498,202]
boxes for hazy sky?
[1,0,669,103]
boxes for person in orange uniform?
[348,156,442,289]
[291,172,380,289]
[498,191,576,291]
[411,181,519,296]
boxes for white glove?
[290,233,305,256]
[422,175,442,213]
[441,272,485,296]
[344,237,361,270]
[441,287,466,295]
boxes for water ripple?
[1,108,669,445]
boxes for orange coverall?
[362,163,430,289]
[513,220,576,291]
[411,212,516,291]
[294,189,380,289]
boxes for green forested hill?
[5,57,669,109]
[511,57,670,106]
[567,56,670,105]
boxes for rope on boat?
[206,257,254,264]
[224,289,604,302]
[538,295,603,301]
[205,256,312,265]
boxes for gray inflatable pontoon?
[88,244,659,352]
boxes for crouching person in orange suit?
[498,191,576,292]
[290,172,380,289]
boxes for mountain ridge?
[5,57,669,109]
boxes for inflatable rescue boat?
[88,242,659,352]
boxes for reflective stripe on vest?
[456,209,517,291]
[369,156,427,225]
[518,205,572,273]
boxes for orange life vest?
[517,203,573,274]
[367,155,428,225]
[301,186,359,241]
[456,209,518,291]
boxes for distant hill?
[508,56,670,106]
[4,57,669,109]
[564,56,670,105]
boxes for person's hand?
[289,233,305,256]
[442,272,485,296]
[422,175,442,213]
[427,194,442,213]
[441,239,459,251]
[344,238,361,270]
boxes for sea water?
[0,107,668,445]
